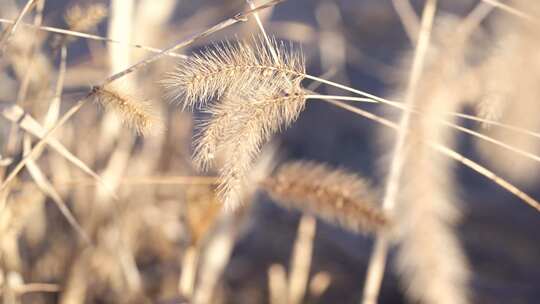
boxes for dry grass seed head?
[90,85,163,135]
[163,35,306,109]
[65,3,108,33]
[6,28,52,95]
[474,2,540,183]
[261,161,389,234]
[197,86,306,210]
[164,35,309,208]
[50,4,107,48]
[383,16,473,304]
[193,83,305,169]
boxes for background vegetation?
[0,0,539,303]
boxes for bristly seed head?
[193,85,307,209]
[162,35,306,109]
[261,161,390,234]
[90,85,163,136]
[52,4,107,48]
[65,4,108,32]
[164,35,309,210]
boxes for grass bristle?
[163,35,305,109]
[1,1,539,303]
[90,85,163,135]
[166,35,309,209]
[200,87,306,209]
[261,161,389,234]
[65,3,107,32]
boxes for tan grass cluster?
[0,1,324,303]
[387,16,472,304]
[474,1,540,183]
[166,36,308,209]
[51,3,107,48]
[261,161,389,234]
[65,3,107,33]
[164,36,305,109]
[207,89,307,209]
[2,0,540,303]
[194,87,305,170]
[90,85,163,135]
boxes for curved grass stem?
[325,98,540,213]
[0,0,284,198]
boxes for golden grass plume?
[203,87,307,209]
[163,35,305,109]
[164,36,309,209]
[474,1,540,184]
[90,85,163,135]
[261,161,389,234]
[389,19,471,304]
[65,3,107,33]
[51,3,107,48]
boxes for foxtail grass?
[90,85,162,135]
[261,161,389,234]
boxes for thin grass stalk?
[0,17,187,58]
[310,76,540,146]
[179,246,199,298]
[481,0,537,21]
[102,0,287,86]
[364,100,540,164]
[392,0,420,43]
[309,272,331,299]
[1,105,109,190]
[2,0,45,162]
[44,44,67,129]
[268,264,289,304]
[22,135,91,244]
[1,100,87,190]
[15,0,45,105]
[443,121,540,163]
[0,0,284,198]
[192,213,237,304]
[98,1,142,280]
[60,176,219,186]
[13,283,60,294]
[318,95,540,166]
[458,2,496,37]
[324,98,540,212]
[288,215,317,304]
[306,95,374,103]
[0,0,45,162]
[2,14,539,145]
[98,0,136,152]
[0,0,37,55]
[362,2,437,303]
[246,0,279,62]
[450,112,540,139]
[2,16,539,141]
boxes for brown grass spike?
[164,36,305,109]
[261,161,389,234]
[90,85,163,135]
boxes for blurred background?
[0,0,539,303]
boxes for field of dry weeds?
[0,0,539,303]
